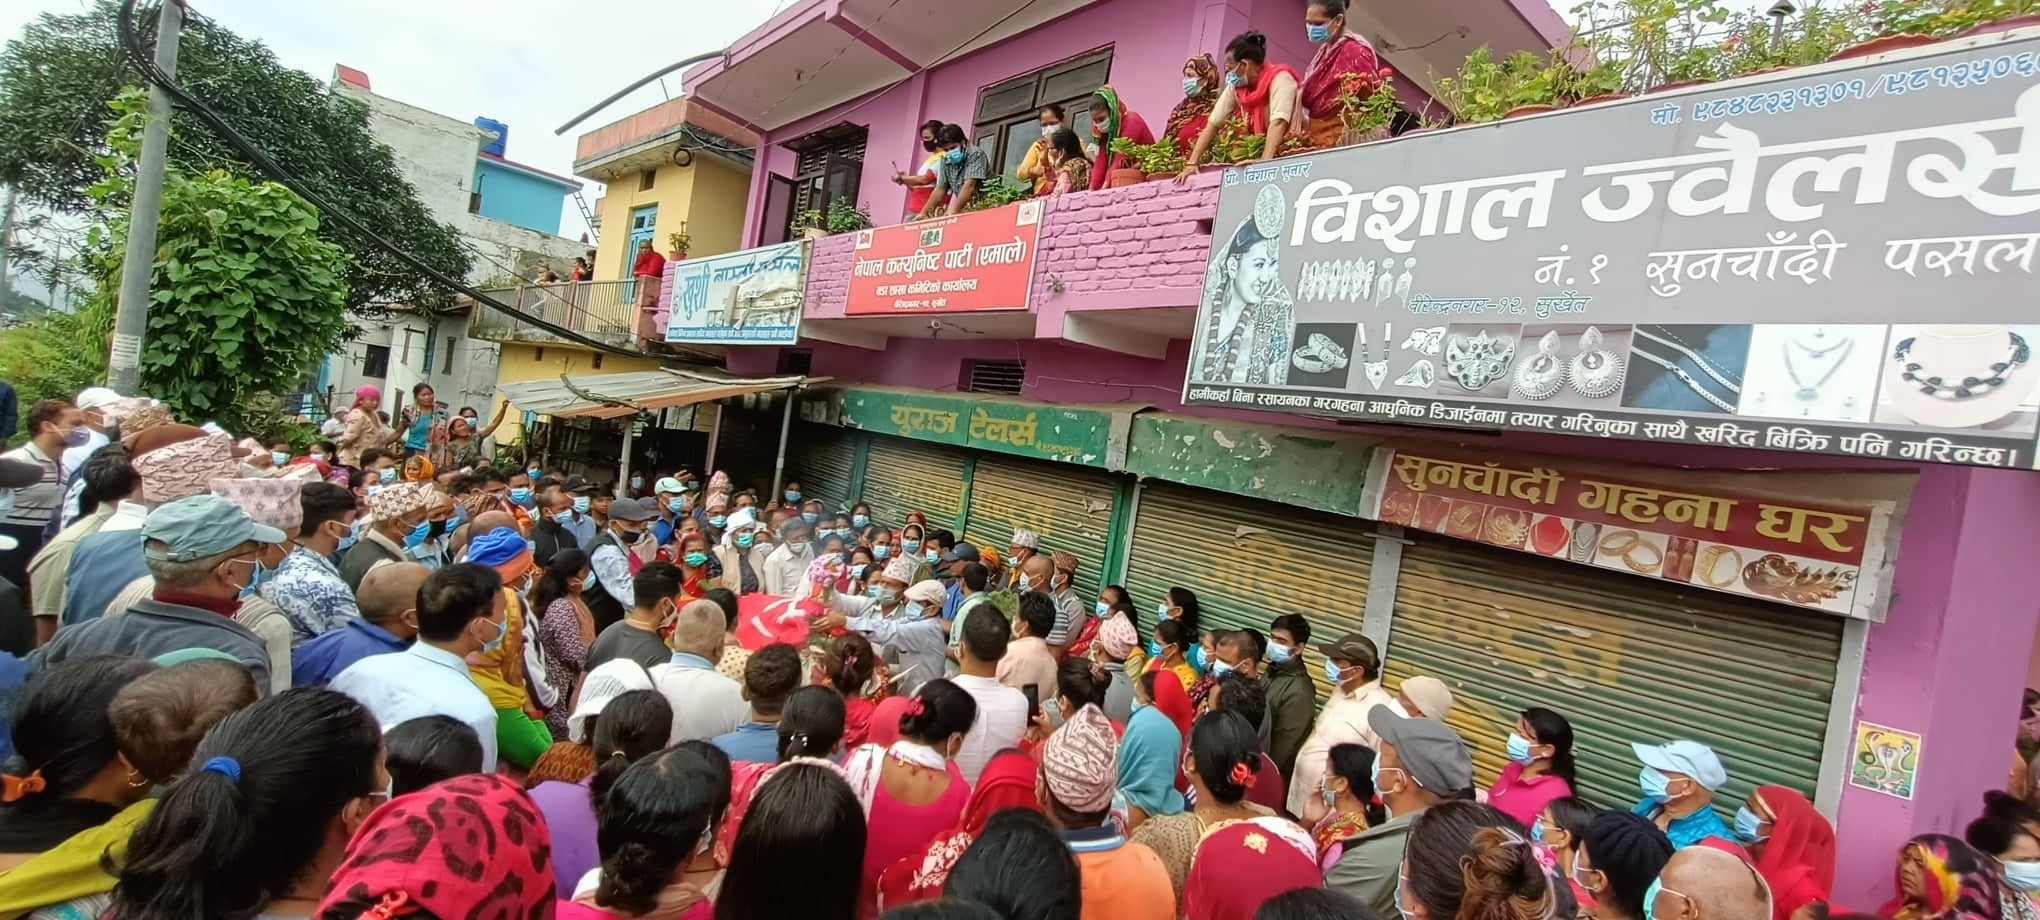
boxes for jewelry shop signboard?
[846,201,1043,315]
[665,242,805,346]
[1184,32,2040,469]
[1360,449,1899,619]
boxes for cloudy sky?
[2,0,791,249]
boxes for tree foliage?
[81,88,350,431]
[0,310,104,438]
[0,1,469,315]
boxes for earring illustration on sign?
[1569,326,1626,398]
[1393,258,1415,303]
[1512,331,1568,400]
[1373,258,1396,306]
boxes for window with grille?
[361,344,390,379]
[960,359,1026,396]
[639,171,656,191]
[972,48,1113,182]
[786,123,868,223]
[442,336,457,374]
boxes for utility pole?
[109,0,182,394]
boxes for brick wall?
[803,232,858,319]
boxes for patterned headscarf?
[1091,86,1127,149]
[316,774,556,920]
[880,555,918,585]
[1881,834,2006,920]
[118,405,177,448]
[1010,528,1039,550]
[1041,704,1118,813]
[1097,613,1137,662]
[1183,817,1323,920]
[1166,54,1221,140]
[209,477,305,533]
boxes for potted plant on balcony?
[667,225,691,261]
[791,209,828,240]
[823,199,874,233]
[1337,66,1399,145]
[1105,137,1149,187]
[961,176,1032,212]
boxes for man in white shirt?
[1287,632,1396,817]
[332,561,508,771]
[57,387,123,529]
[648,598,749,742]
[950,598,1027,784]
[761,516,814,597]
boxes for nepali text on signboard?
[665,242,805,346]
[846,201,1044,314]
[838,388,1115,467]
[1184,34,2040,469]
[1361,449,1897,619]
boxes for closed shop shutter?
[1387,534,1842,816]
[963,457,1120,599]
[1123,482,1374,700]
[862,436,968,531]
[789,424,858,512]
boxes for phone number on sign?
[876,279,982,297]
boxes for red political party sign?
[846,200,1043,315]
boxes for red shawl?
[875,751,1041,910]
[1300,34,1380,119]
[1234,63,1302,134]
[1754,786,1836,920]
[1087,107,1155,190]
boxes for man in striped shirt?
[0,399,82,652]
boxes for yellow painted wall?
[490,342,665,444]
[591,155,755,281]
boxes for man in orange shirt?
[1038,705,1175,920]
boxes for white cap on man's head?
[75,387,124,411]
[1633,740,1728,790]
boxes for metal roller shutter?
[1386,534,1842,817]
[963,457,1120,598]
[789,424,857,512]
[1123,482,1374,700]
[862,436,968,532]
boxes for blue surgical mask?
[336,525,360,557]
[1732,805,1767,844]
[270,450,289,467]
[877,586,900,604]
[480,615,508,654]
[902,539,922,554]
[873,545,891,560]
[709,515,728,528]
[1006,554,1021,567]
[735,532,756,549]
[1642,878,1665,920]
[527,468,542,480]
[683,551,709,567]
[668,497,686,513]
[1306,21,1331,42]
[785,490,802,502]
[509,487,532,506]
[1268,642,1294,664]
[1156,601,1172,620]
[866,582,881,598]
[380,467,397,484]
[1183,77,1200,97]
[944,148,964,164]
[1094,600,1109,618]
[802,512,819,525]
[238,558,270,598]
[572,496,591,514]
[1226,71,1246,88]
[853,514,870,528]
[836,527,855,540]
[1211,659,1234,679]
[1531,817,1547,843]
[1506,732,1535,764]
[2006,860,2040,893]
[1639,766,1673,803]
[404,521,432,548]
[552,509,575,525]
[1145,639,1161,660]
[581,570,598,592]
[629,476,643,489]
[1324,659,1343,683]
[1190,644,1210,672]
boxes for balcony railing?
[468,280,642,345]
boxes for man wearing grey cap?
[1325,704,1473,918]
[585,494,657,635]
[29,494,283,692]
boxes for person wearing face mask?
[332,562,507,770]
[919,123,992,217]
[1016,104,1067,195]
[1143,619,1201,695]
[1970,792,2040,919]
[532,486,581,568]
[29,494,284,690]
[0,400,82,605]
[1323,706,1472,918]
[1579,811,1677,920]
[1631,739,1734,849]
[1647,844,1776,920]
[1045,550,1090,656]
[1305,743,1383,867]
[1286,633,1392,822]
[254,482,362,646]
[1300,0,1384,148]
[763,515,816,598]
[819,576,950,697]
[1731,785,1835,920]
[464,527,550,771]
[1175,31,1302,182]
[1045,127,1092,196]
[1164,54,1222,156]
[897,522,933,583]
[558,477,601,547]
[1002,528,1040,588]
[673,530,717,597]
[799,497,826,529]
[713,507,768,594]
[997,591,1060,701]
[650,476,690,546]
[1082,85,1155,192]
[586,496,657,636]
[337,481,432,591]
[1486,706,1577,827]
[890,120,947,220]
[291,562,428,689]
[842,677,978,916]
[1263,613,1315,784]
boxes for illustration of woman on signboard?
[1190,183,1295,386]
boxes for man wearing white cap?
[1631,738,1733,849]
[819,560,948,695]
[56,387,123,529]
[713,506,768,594]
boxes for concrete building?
[310,65,589,424]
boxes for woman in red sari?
[1300,0,1382,148]
[1745,785,1837,920]
[1164,54,1221,156]
[1176,31,1303,181]
[1085,85,1155,190]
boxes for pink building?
[664,0,2040,904]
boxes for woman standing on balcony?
[1175,32,1303,181]
[1164,54,1221,156]
[891,120,946,220]
[631,239,667,313]
[1301,0,1382,148]
[1086,85,1154,191]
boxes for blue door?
[624,205,658,296]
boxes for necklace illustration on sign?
[1895,331,2031,399]
[1512,331,1568,400]
[1782,329,1857,410]
[1631,327,1742,413]
[1445,331,1515,392]
[1568,326,1626,399]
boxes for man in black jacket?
[529,485,578,568]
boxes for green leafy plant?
[0,310,104,446]
[1871,0,2036,37]
[1433,46,1508,123]
[1570,0,1734,92]
[1207,119,1263,164]
[790,209,826,234]
[667,224,691,255]
[1338,67,1401,135]
[1110,137,1186,175]
[960,176,1031,212]
[823,200,874,234]
[81,87,351,431]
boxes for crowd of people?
[885,1,1384,219]
[0,383,2033,920]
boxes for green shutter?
[789,423,858,512]
[1122,482,1373,700]
[1386,534,1842,817]
[862,436,969,532]
[962,456,1121,598]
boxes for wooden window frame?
[971,47,1114,179]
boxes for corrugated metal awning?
[499,369,825,419]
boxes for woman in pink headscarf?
[335,385,389,468]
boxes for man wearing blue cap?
[29,494,283,692]
[1631,739,1733,849]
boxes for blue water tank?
[475,117,508,157]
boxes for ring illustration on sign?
[1597,529,1662,574]
[1445,331,1516,392]
[1290,334,1350,374]
[1570,326,1627,398]
[1696,545,1745,589]
[1512,330,1569,400]
[1394,359,1436,389]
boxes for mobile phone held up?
[1022,683,1040,719]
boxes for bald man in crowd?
[453,510,520,560]
[291,562,431,687]
[1649,844,1773,920]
